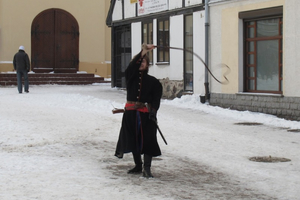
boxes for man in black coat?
[115,44,163,178]
[13,46,30,93]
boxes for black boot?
[128,153,142,174]
[143,154,153,178]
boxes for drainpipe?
[204,0,210,102]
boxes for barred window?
[142,20,153,64]
[184,14,193,91]
[157,18,169,63]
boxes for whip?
[154,45,230,85]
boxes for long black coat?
[115,51,163,158]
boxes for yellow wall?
[220,0,284,93]
[79,62,111,78]
[0,62,13,72]
[0,0,111,78]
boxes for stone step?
[0,73,110,86]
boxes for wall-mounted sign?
[131,0,137,3]
[138,0,168,16]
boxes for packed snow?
[1,83,300,200]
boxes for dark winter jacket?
[13,50,30,71]
[115,51,163,158]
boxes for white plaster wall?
[124,0,136,19]
[169,0,183,10]
[113,1,136,20]
[168,15,184,80]
[185,0,203,7]
[112,0,122,21]
[131,22,142,56]
[193,10,206,95]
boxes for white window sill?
[236,92,283,97]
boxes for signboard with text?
[138,0,168,16]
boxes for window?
[157,18,169,63]
[142,20,153,64]
[184,15,193,91]
[113,25,131,88]
[244,17,283,93]
[240,6,283,94]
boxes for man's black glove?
[149,108,157,122]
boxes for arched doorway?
[31,8,79,73]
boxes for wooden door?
[31,9,55,73]
[31,9,79,73]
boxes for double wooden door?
[31,8,79,73]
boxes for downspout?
[106,0,116,88]
[204,0,210,102]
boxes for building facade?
[107,0,300,121]
[106,0,207,99]
[0,0,111,78]
[209,0,300,121]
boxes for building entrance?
[31,8,79,73]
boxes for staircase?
[0,73,110,86]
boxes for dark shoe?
[25,91,29,93]
[127,165,142,174]
[143,154,153,178]
[143,168,154,178]
[127,153,142,174]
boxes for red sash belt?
[125,103,149,113]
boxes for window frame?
[184,14,193,91]
[156,17,170,63]
[142,20,154,64]
[240,7,283,94]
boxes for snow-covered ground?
[1,84,300,200]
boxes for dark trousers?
[143,154,152,170]
[132,153,152,169]
[17,70,29,93]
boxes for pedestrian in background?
[115,43,163,178]
[13,46,30,93]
